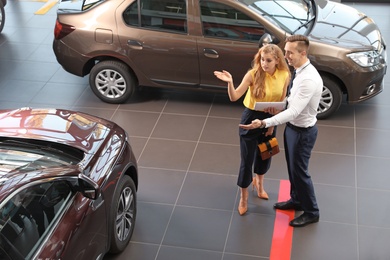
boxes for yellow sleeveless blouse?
[243,68,289,110]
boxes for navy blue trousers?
[284,123,319,216]
[237,108,276,188]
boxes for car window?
[200,1,264,42]
[0,138,83,174]
[0,181,73,260]
[123,0,187,33]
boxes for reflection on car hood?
[311,1,384,51]
[57,0,103,13]
[0,107,113,154]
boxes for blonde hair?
[251,44,290,98]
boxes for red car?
[0,107,138,259]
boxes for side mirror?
[259,33,273,47]
[77,174,100,200]
[258,33,280,47]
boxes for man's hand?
[264,107,282,115]
[265,126,274,136]
[239,119,263,129]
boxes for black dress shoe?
[289,213,319,227]
[273,200,303,211]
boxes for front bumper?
[346,47,387,104]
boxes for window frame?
[122,0,188,34]
[200,1,266,42]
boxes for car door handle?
[127,40,143,50]
[203,48,219,58]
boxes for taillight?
[54,19,75,40]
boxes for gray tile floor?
[1,1,390,259]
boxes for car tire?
[89,60,135,104]
[0,2,5,33]
[109,175,137,254]
[317,75,342,120]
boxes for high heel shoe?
[238,188,248,215]
[238,198,247,215]
[252,177,269,200]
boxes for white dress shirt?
[263,60,323,128]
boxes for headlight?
[347,50,380,67]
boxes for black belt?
[286,122,314,132]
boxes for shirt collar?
[266,68,279,79]
[296,60,310,74]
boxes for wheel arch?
[318,70,347,96]
[123,163,138,191]
[82,55,139,87]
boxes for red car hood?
[0,107,115,154]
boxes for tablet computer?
[254,101,286,111]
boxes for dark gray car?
[53,0,387,119]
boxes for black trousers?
[284,123,319,216]
[237,108,276,188]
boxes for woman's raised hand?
[214,70,232,83]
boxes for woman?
[214,44,290,215]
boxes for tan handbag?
[258,137,280,160]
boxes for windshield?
[0,138,83,174]
[240,0,315,35]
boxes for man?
[239,35,322,227]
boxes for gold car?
[53,0,387,119]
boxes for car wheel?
[109,175,137,254]
[89,60,135,104]
[0,2,5,33]
[317,75,342,120]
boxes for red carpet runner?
[270,180,295,260]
